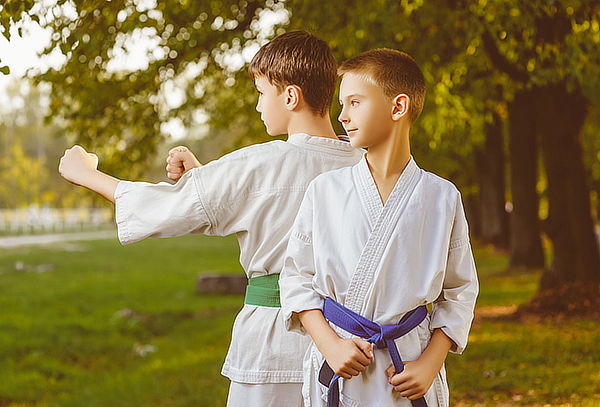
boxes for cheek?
[265,95,280,113]
[268,98,285,118]
[366,107,390,128]
[261,97,276,117]
[353,108,375,129]
[260,96,286,129]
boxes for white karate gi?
[113,133,363,406]
[280,156,479,407]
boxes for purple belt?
[320,297,429,407]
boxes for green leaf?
[0,65,10,75]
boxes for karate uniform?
[280,156,479,407]
[114,133,363,406]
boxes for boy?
[58,31,363,406]
[279,49,479,407]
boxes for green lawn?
[0,236,598,406]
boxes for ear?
[284,85,302,111]
[391,94,410,121]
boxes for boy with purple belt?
[280,49,479,407]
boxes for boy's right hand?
[322,337,374,380]
[58,145,99,187]
[165,146,202,181]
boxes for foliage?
[0,78,107,208]
[0,142,48,208]
[0,1,598,187]
[0,0,287,177]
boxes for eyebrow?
[339,94,365,103]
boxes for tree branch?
[481,30,528,83]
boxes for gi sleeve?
[279,183,324,334]
[430,192,479,354]
[114,169,212,245]
[114,148,263,245]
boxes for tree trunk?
[536,83,600,288]
[475,112,509,248]
[507,88,545,268]
[463,192,482,240]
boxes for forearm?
[419,328,453,369]
[79,169,120,203]
[298,309,341,355]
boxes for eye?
[350,100,359,107]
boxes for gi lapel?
[344,156,422,314]
[354,157,382,230]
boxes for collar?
[286,133,358,156]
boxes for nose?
[256,100,261,113]
[338,107,349,124]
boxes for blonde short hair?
[338,48,426,123]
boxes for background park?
[0,0,599,406]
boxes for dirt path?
[0,230,116,249]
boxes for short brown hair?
[338,49,426,123]
[248,30,336,117]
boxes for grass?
[0,236,598,406]
[447,246,600,406]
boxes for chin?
[266,129,283,137]
[265,130,281,137]
[348,135,368,149]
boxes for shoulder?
[213,139,288,164]
[311,165,354,187]
[190,140,290,175]
[418,170,462,204]
[304,165,355,200]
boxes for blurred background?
[0,1,598,406]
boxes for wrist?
[317,333,342,358]
[78,167,101,188]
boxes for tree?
[0,0,281,178]
[475,111,509,248]
[477,2,600,309]
[289,0,600,311]
[0,142,48,208]
[2,0,599,313]
[507,88,545,268]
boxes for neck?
[287,111,338,139]
[366,126,411,180]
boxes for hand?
[58,145,99,186]
[386,359,437,400]
[322,337,374,380]
[166,146,202,181]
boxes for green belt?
[244,274,281,307]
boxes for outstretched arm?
[58,145,120,203]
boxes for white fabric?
[114,133,364,384]
[227,382,303,407]
[280,156,479,407]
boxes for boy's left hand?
[165,146,202,181]
[386,359,438,400]
[58,145,99,186]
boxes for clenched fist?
[322,337,374,380]
[58,145,99,186]
[165,146,202,181]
